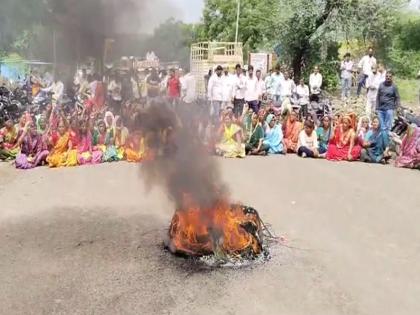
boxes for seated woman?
[47,121,71,168]
[113,116,129,160]
[0,119,19,161]
[215,112,245,158]
[15,122,49,169]
[395,124,420,169]
[326,114,361,161]
[297,120,319,158]
[76,120,103,165]
[283,110,302,153]
[125,131,147,162]
[357,116,370,145]
[316,116,333,158]
[93,120,114,161]
[360,117,389,164]
[245,113,266,155]
[263,114,285,154]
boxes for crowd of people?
[1,48,419,171]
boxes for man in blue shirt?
[376,72,400,133]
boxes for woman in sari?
[357,116,371,145]
[395,124,420,169]
[326,114,361,161]
[263,114,285,154]
[15,122,49,169]
[113,116,129,160]
[316,116,333,157]
[76,120,103,165]
[360,116,389,164]
[47,121,71,168]
[245,113,266,155]
[283,110,302,153]
[0,119,19,161]
[215,112,245,158]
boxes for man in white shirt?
[207,65,224,121]
[222,67,234,109]
[181,72,196,104]
[232,64,246,117]
[245,65,260,113]
[256,70,266,102]
[365,66,382,116]
[341,53,354,99]
[357,47,377,96]
[280,71,295,104]
[309,66,323,102]
[270,65,284,106]
[295,78,310,118]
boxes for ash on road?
[0,157,419,315]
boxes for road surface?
[0,157,419,315]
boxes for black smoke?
[138,102,229,210]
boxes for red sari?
[327,126,361,161]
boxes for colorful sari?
[395,126,420,169]
[15,131,49,169]
[326,126,361,161]
[0,126,19,160]
[76,132,103,165]
[263,124,284,154]
[245,123,265,153]
[47,132,70,167]
[360,128,389,163]
[316,126,332,154]
[114,126,129,160]
[283,118,302,153]
[215,123,245,158]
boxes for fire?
[167,199,263,258]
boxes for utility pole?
[235,0,240,44]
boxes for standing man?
[207,65,224,122]
[340,53,354,100]
[222,66,234,109]
[376,72,400,133]
[280,71,296,105]
[271,65,285,107]
[357,47,377,96]
[309,66,323,102]
[232,64,246,117]
[365,66,382,117]
[181,71,196,104]
[167,68,181,105]
[244,65,260,113]
[264,69,273,100]
[256,69,266,107]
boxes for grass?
[395,78,419,109]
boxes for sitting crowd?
[214,104,420,170]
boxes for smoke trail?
[137,102,229,210]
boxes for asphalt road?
[0,157,419,315]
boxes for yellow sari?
[47,132,70,167]
[216,123,245,158]
[126,137,147,162]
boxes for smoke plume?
[138,102,229,210]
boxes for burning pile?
[167,201,263,258]
[138,103,270,262]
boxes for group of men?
[341,47,401,132]
[207,63,324,121]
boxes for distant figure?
[167,68,181,105]
[232,64,246,117]
[207,65,224,121]
[376,72,400,133]
[357,47,377,96]
[340,53,354,99]
[309,66,323,102]
[365,66,382,116]
[244,65,260,113]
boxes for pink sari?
[395,126,420,169]
[77,132,102,165]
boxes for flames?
[167,198,264,258]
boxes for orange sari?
[47,132,70,167]
[284,118,302,153]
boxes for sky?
[176,0,205,23]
